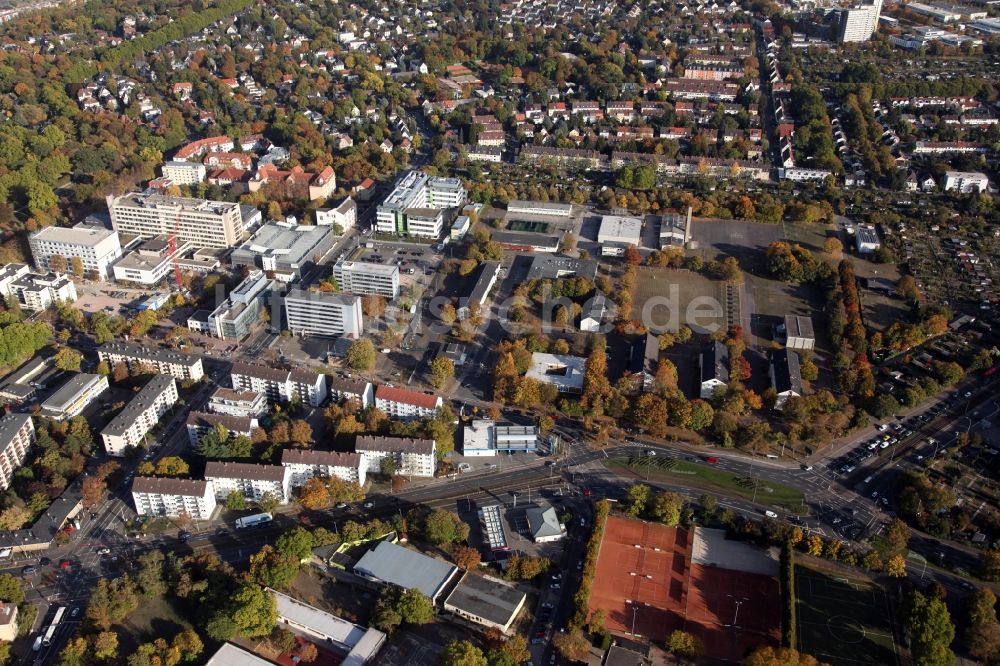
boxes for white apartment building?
[284,290,363,338]
[101,375,178,456]
[230,362,328,407]
[315,197,357,231]
[327,377,374,408]
[162,160,207,185]
[0,414,34,492]
[112,236,194,285]
[331,261,400,299]
[376,170,466,237]
[839,3,880,42]
[280,449,366,488]
[1,270,77,311]
[106,192,248,249]
[207,387,268,418]
[28,224,122,280]
[943,171,989,193]
[204,461,292,503]
[355,435,436,477]
[374,385,442,420]
[132,477,217,519]
[97,342,205,381]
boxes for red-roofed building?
[203,152,253,170]
[374,385,442,420]
[219,78,239,89]
[174,136,235,161]
[248,164,337,201]
[354,177,376,201]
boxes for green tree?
[229,582,277,637]
[226,490,247,510]
[903,590,955,666]
[667,630,703,661]
[648,491,684,526]
[429,356,455,388]
[625,483,651,516]
[0,574,24,604]
[257,492,280,513]
[439,640,487,666]
[275,527,314,562]
[422,509,470,545]
[346,338,377,370]
[92,630,119,661]
[396,588,434,625]
[54,346,82,371]
[135,550,167,597]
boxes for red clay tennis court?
[589,516,780,662]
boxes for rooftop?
[355,435,435,456]
[101,375,175,437]
[232,223,338,268]
[526,505,562,540]
[186,411,256,433]
[270,589,386,664]
[354,541,459,600]
[374,385,441,410]
[204,643,275,666]
[525,353,587,392]
[444,572,526,627]
[281,448,361,468]
[204,461,286,482]
[41,373,106,414]
[132,476,209,497]
[527,255,599,281]
[30,224,119,247]
[99,342,202,367]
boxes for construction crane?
[170,210,183,288]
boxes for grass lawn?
[115,595,192,656]
[795,565,900,666]
[607,456,806,514]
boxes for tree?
[668,630,703,661]
[429,356,455,388]
[346,338,376,370]
[226,490,247,510]
[298,643,319,663]
[823,237,843,255]
[229,582,278,637]
[135,550,167,597]
[553,627,591,662]
[744,646,828,665]
[453,545,481,570]
[396,588,434,625]
[979,549,1000,582]
[887,554,907,578]
[155,456,189,477]
[902,590,955,666]
[649,491,684,526]
[422,509,470,545]
[439,640,487,666]
[248,544,300,589]
[623,246,642,265]
[54,346,82,371]
[86,577,140,630]
[275,527,314,562]
[92,631,119,661]
[59,637,89,666]
[0,574,23,604]
[289,419,313,447]
[257,492,280,513]
[81,475,107,509]
[625,483,651,516]
[880,519,912,558]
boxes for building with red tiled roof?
[174,136,235,161]
[248,164,336,201]
[374,385,442,420]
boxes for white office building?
[207,387,268,418]
[280,449,366,488]
[132,477,217,519]
[355,435,436,477]
[29,224,122,280]
[162,160,207,185]
[106,192,248,249]
[374,385,442,420]
[112,235,194,285]
[376,171,466,237]
[204,461,292,504]
[838,0,882,42]
[943,171,989,193]
[98,342,205,381]
[315,197,357,231]
[331,261,400,299]
[0,414,35,492]
[230,362,328,407]
[284,289,363,338]
[101,375,178,456]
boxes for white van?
[764,510,778,518]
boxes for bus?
[51,606,66,628]
[235,513,272,530]
[42,625,56,647]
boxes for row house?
[606,101,636,122]
[280,449,367,488]
[247,164,337,202]
[520,145,604,170]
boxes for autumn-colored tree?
[155,456,189,477]
[887,554,907,578]
[805,534,824,557]
[297,478,331,510]
[744,646,829,665]
[298,643,319,663]
[553,627,592,662]
[289,419,313,447]
[623,246,642,265]
[81,476,107,509]
[452,545,481,570]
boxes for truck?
[42,625,56,647]
[235,513,273,530]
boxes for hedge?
[781,540,797,647]
[570,499,610,629]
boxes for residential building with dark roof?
[101,376,177,456]
[131,476,216,519]
[443,572,527,634]
[204,461,292,503]
[770,348,803,410]
[699,342,729,398]
[280,449,366,488]
[98,341,205,380]
[206,387,268,418]
[0,414,34,492]
[230,362,327,407]
[185,412,258,448]
[355,435,436,477]
[327,377,374,408]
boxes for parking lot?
[347,241,443,293]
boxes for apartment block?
[131,477,217,519]
[327,377,374,408]
[162,160,207,185]
[355,435,436,477]
[106,192,248,249]
[207,387,268,418]
[204,461,292,503]
[112,235,194,285]
[375,170,466,237]
[374,385,442,420]
[315,197,357,231]
[28,223,122,280]
[0,414,34,492]
[280,449,366,488]
[186,412,258,448]
[230,362,327,407]
[284,290,363,338]
[101,375,178,456]
[331,261,400,299]
[97,341,205,381]
[0,267,78,311]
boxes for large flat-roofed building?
[526,353,586,394]
[463,420,539,456]
[162,160,207,185]
[131,476,216,519]
[208,270,272,340]
[354,541,460,602]
[97,342,205,381]
[943,170,989,193]
[444,572,527,634]
[269,589,386,665]
[284,289,363,338]
[376,170,467,237]
[0,355,53,405]
[0,414,34,492]
[112,235,194,285]
[206,387,268,418]
[491,230,562,253]
[374,385,442,420]
[331,261,400,299]
[355,435,436,477]
[101,375,178,455]
[28,224,122,280]
[507,200,573,218]
[106,192,248,249]
[204,461,291,504]
[781,315,815,351]
[40,373,109,419]
[186,412,258,448]
[230,362,327,407]
[597,215,643,249]
[527,255,599,281]
[204,644,275,666]
[281,448,366,488]
[230,223,339,280]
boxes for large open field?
[796,565,901,666]
[630,267,725,334]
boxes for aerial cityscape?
[0,0,996,663]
